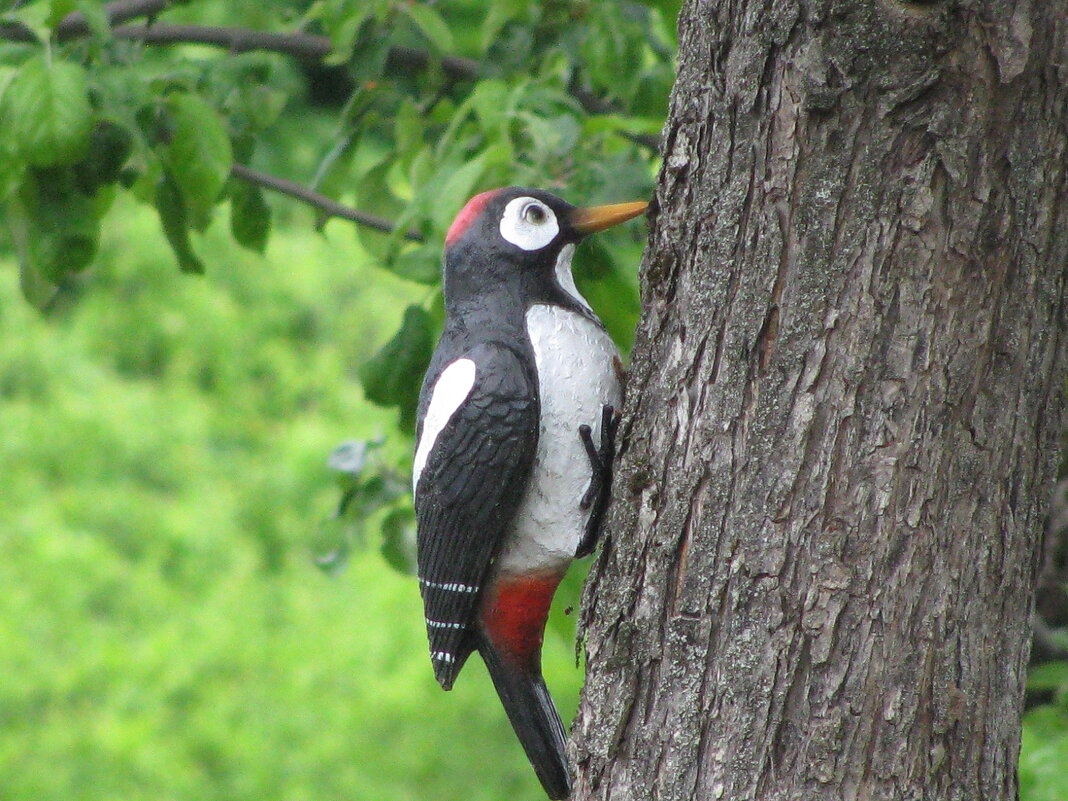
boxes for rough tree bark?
[573,2,1068,800]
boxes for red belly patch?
[481,571,564,670]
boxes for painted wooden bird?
[412,187,646,798]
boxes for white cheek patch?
[499,196,559,251]
[413,358,477,492]
[553,244,591,311]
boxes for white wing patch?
[412,358,477,492]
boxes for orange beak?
[569,200,648,234]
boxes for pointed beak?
[568,200,648,235]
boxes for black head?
[442,186,646,313]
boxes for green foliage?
[318,438,415,573]
[1021,702,1068,801]
[358,304,434,432]
[156,170,203,273]
[163,93,233,231]
[0,0,665,427]
[1021,655,1068,801]
[229,181,271,253]
[0,54,93,167]
[8,164,107,302]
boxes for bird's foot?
[576,405,619,558]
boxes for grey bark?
[573,2,1068,800]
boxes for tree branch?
[61,0,173,39]
[107,24,495,90]
[113,22,333,61]
[0,0,173,42]
[231,163,424,243]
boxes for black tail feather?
[480,642,572,799]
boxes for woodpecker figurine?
[412,187,647,799]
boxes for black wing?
[414,342,538,689]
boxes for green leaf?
[162,93,232,231]
[246,85,288,130]
[73,0,111,40]
[327,440,378,486]
[469,79,511,136]
[0,42,35,68]
[126,152,162,206]
[72,121,133,194]
[309,130,360,206]
[47,0,75,29]
[380,507,416,574]
[402,4,454,53]
[523,112,582,159]
[359,305,434,432]
[0,2,50,42]
[429,152,488,230]
[230,180,270,254]
[347,25,390,82]
[6,194,56,308]
[480,0,527,52]
[316,5,372,65]
[0,138,23,201]
[1,55,93,167]
[390,243,441,285]
[393,99,423,156]
[5,166,100,308]
[19,167,99,279]
[155,171,203,274]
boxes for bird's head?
[441,187,646,310]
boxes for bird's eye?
[500,196,559,250]
[523,203,547,224]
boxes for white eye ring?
[499,197,559,251]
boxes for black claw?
[601,404,618,441]
[579,424,600,471]
[576,404,619,557]
[580,481,598,511]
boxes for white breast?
[495,303,623,575]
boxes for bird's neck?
[445,287,530,341]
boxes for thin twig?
[111,23,486,85]
[231,163,424,242]
[113,22,332,60]
[60,0,172,39]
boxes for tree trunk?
[573,2,1068,800]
